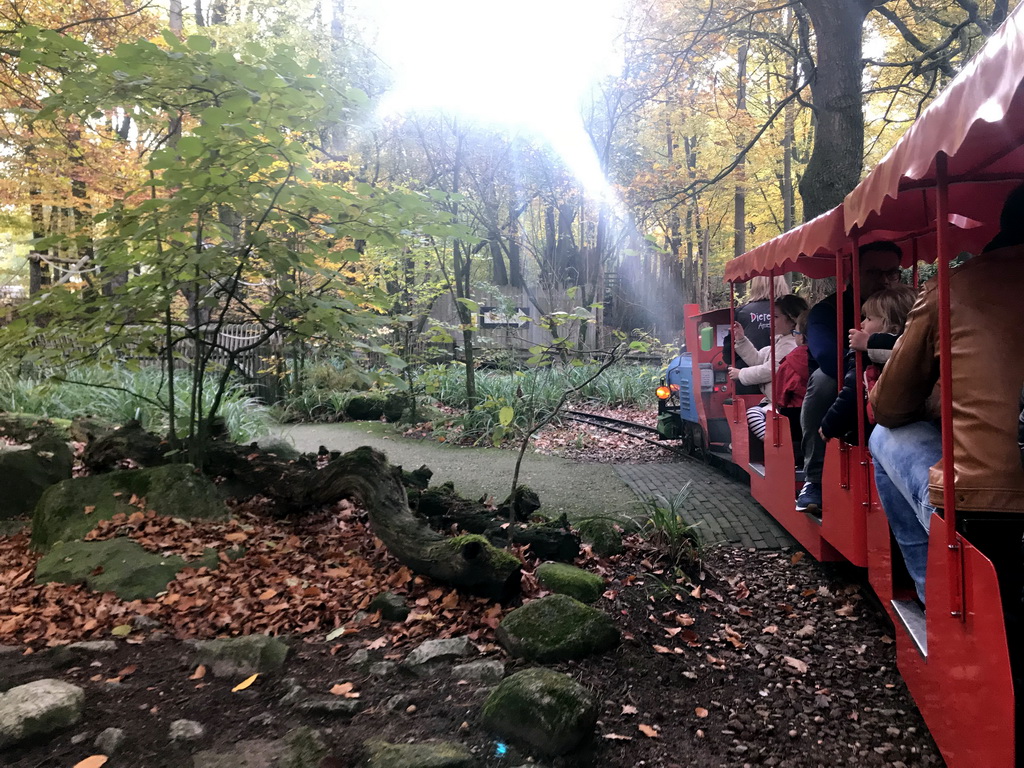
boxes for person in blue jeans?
[869,184,1024,608]
[796,242,903,512]
[868,422,942,602]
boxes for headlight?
[656,385,672,400]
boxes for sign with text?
[479,306,530,328]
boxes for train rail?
[561,410,689,456]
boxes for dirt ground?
[0,541,940,768]
[0,412,943,767]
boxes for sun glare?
[353,0,626,202]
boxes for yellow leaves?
[110,625,132,637]
[637,723,660,738]
[189,665,206,680]
[231,673,259,692]
[73,757,108,768]
[694,706,709,718]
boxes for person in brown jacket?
[869,184,1024,609]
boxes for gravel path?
[265,422,640,521]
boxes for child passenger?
[819,285,918,444]
[745,310,811,445]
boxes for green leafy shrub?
[0,366,269,443]
[638,482,704,568]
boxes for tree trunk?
[169,0,183,33]
[733,42,748,258]
[798,0,874,220]
[310,448,522,601]
[508,213,523,288]
[29,190,49,296]
[782,89,796,230]
[490,238,508,285]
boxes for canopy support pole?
[935,151,964,621]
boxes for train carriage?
[658,6,1024,766]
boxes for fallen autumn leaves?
[0,499,510,649]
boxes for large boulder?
[192,635,290,678]
[496,594,619,662]
[362,740,476,768]
[481,668,598,756]
[0,439,74,520]
[35,537,219,600]
[0,678,85,749]
[31,464,227,551]
[535,562,603,604]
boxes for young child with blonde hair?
[820,285,918,443]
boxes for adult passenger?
[795,242,903,512]
[728,294,808,393]
[733,276,790,350]
[723,277,790,395]
[869,185,1024,608]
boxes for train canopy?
[723,206,846,282]
[843,3,1024,251]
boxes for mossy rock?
[481,667,598,756]
[31,464,228,551]
[535,562,604,603]
[363,740,475,768]
[193,634,290,678]
[281,726,328,768]
[383,392,412,423]
[345,393,386,421]
[0,439,73,520]
[35,537,219,600]
[575,517,625,557]
[496,594,619,662]
[0,413,72,444]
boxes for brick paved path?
[615,460,794,550]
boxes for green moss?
[575,517,625,556]
[496,594,619,662]
[363,740,475,768]
[481,667,598,756]
[446,534,520,570]
[31,464,228,551]
[535,562,603,603]
[281,726,328,768]
[35,538,219,600]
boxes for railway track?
[561,410,689,456]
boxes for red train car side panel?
[892,528,1016,768]
[821,442,869,567]
[730,405,842,562]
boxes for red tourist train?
[657,7,1024,767]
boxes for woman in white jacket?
[728,294,809,440]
